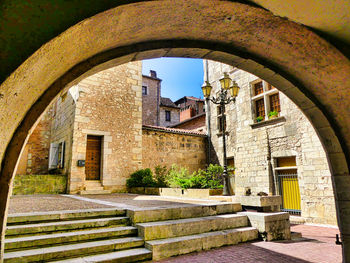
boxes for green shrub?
[167,164,192,189]
[154,165,169,187]
[127,168,157,188]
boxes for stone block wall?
[12,174,67,195]
[69,62,143,193]
[142,127,207,173]
[205,60,337,225]
[50,89,77,176]
[159,106,180,127]
[142,75,160,126]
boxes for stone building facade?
[142,70,180,127]
[16,63,206,194]
[205,60,337,225]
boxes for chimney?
[150,70,157,78]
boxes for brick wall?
[16,106,54,175]
[142,127,207,173]
[173,114,206,132]
[180,107,195,122]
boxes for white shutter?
[49,143,59,170]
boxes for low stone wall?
[12,174,67,195]
[142,126,207,173]
[128,187,222,198]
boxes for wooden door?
[85,135,102,180]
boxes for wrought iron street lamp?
[202,72,240,196]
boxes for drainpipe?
[205,60,212,166]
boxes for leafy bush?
[126,168,157,187]
[167,164,192,189]
[268,110,278,117]
[154,165,169,187]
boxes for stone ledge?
[250,116,286,129]
[238,211,291,241]
[232,195,282,207]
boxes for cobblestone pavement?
[151,224,342,263]
[8,195,109,214]
[8,194,221,214]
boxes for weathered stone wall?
[69,62,143,193]
[159,106,180,127]
[50,90,77,175]
[206,60,337,225]
[12,174,67,195]
[142,127,207,173]
[142,75,160,126]
[16,107,54,175]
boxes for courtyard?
[8,194,342,263]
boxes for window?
[251,80,280,122]
[254,81,264,95]
[142,86,147,95]
[255,98,265,118]
[165,110,171,121]
[49,141,65,170]
[270,93,281,112]
[217,106,226,132]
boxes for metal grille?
[278,172,301,215]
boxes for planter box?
[128,187,223,198]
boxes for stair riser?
[4,240,144,263]
[7,210,125,225]
[128,203,242,224]
[6,218,129,236]
[138,215,248,240]
[146,228,258,260]
[5,228,137,250]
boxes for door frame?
[85,135,102,180]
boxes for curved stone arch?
[0,1,349,261]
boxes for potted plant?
[268,110,279,119]
[256,116,264,122]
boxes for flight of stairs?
[79,180,111,195]
[4,203,258,262]
[4,208,151,263]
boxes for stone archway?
[0,1,349,261]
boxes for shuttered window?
[270,93,281,112]
[255,98,265,118]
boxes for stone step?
[128,202,242,224]
[85,180,103,186]
[7,208,125,225]
[80,189,112,195]
[49,248,152,263]
[6,217,129,236]
[146,227,258,260]
[137,214,248,241]
[4,237,144,263]
[5,226,137,250]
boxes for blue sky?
[142,58,204,102]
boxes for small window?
[165,110,171,121]
[49,141,65,170]
[255,98,265,118]
[254,81,264,96]
[270,93,281,113]
[217,115,226,132]
[142,86,147,95]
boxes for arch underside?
[0,1,349,261]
